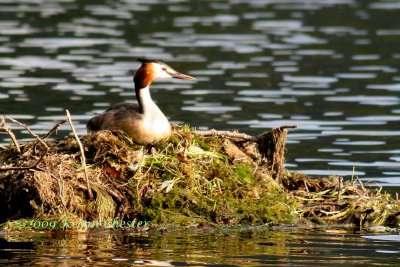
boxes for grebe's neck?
[134,64,157,115]
[136,85,157,115]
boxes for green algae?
[0,126,399,231]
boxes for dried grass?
[0,119,399,230]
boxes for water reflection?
[0,0,399,187]
[1,228,400,266]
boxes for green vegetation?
[0,125,399,231]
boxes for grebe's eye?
[162,67,167,71]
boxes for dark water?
[1,227,400,267]
[1,0,400,265]
[0,0,399,186]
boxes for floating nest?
[0,116,399,230]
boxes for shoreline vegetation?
[0,113,399,232]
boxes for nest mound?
[0,123,399,230]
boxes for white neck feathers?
[137,86,165,118]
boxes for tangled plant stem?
[0,120,399,230]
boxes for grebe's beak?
[171,72,196,80]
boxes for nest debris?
[0,115,399,230]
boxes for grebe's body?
[86,58,195,144]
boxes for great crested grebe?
[86,58,196,144]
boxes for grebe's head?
[134,58,196,88]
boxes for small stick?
[4,115,49,152]
[193,129,257,141]
[304,179,310,193]
[193,125,297,142]
[356,177,366,192]
[0,116,48,172]
[33,119,67,153]
[55,166,68,212]
[0,153,46,172]
[41,119,67,141]
[0,116,21,154]
[278,125,297,130]
[66,109,92,199]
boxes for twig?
[193,125,297,142]
[41,119,67,141]
[55,165,68,212]
[0,116,48,172]
[0,157,46,171]
[66,109,92,199]
[356,177,366,192]
[1,116,21,154]
[33,119,67,153]
[304,179,310,193]
[4,115,49,152]
[193,129,256,141]
[278,125,297,130]
[0,142,47,172]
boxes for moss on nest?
[0,125,399,231]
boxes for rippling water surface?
[1,0,400,187]
[1,228,400,267]
[1,0,400,265]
